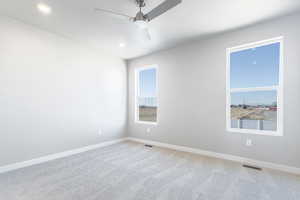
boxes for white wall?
[0,16,127,166]
[127,13,300,168]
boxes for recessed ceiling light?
[119,43,126,48]
[37,3,52,15]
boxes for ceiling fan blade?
[145,0,182,21]
[94,8,133,21]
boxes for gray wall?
[0,16,127,166]
[127,13,300,168]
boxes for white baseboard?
[0,138,128,174]
[127,137,300,175]
[2,137,299,175]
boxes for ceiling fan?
[95,0,182,41]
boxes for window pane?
[139,68,156,97]
[230,42,280,88]
[138,97,157,122]
[230,91,277,131]
[138,68,157,122]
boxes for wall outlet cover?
[146,128,151,133]
[246,139,252,146]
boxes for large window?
[135,66,158,124]
[226,37,283,136]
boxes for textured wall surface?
[0,16,127,166]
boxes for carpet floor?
[0,141,299,200]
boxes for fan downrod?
[136,0,146,8]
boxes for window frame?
[226,37,284,136]
[135,65,159,125]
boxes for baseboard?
[0,138,129,174]
[127,137,300,175]
[2,137,299,175]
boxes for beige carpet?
[0,141,299,200]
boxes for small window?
[226,37,283,136]
[135,66,158,124]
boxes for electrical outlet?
[98,129,102,136]
[246,139,252,146]
[146,128,151,133]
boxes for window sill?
[135,121,158,126]
[227,128,282,137]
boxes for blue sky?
[139,68,156,97]
[230,42,280,105]
[230,42,280,88]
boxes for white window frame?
[135,65,158,125]
[226,37,284,136]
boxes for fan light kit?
[95,0,182,40]
[134,20,148,29]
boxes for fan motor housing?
[134,11,148,22]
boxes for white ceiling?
[1,0,300,59]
